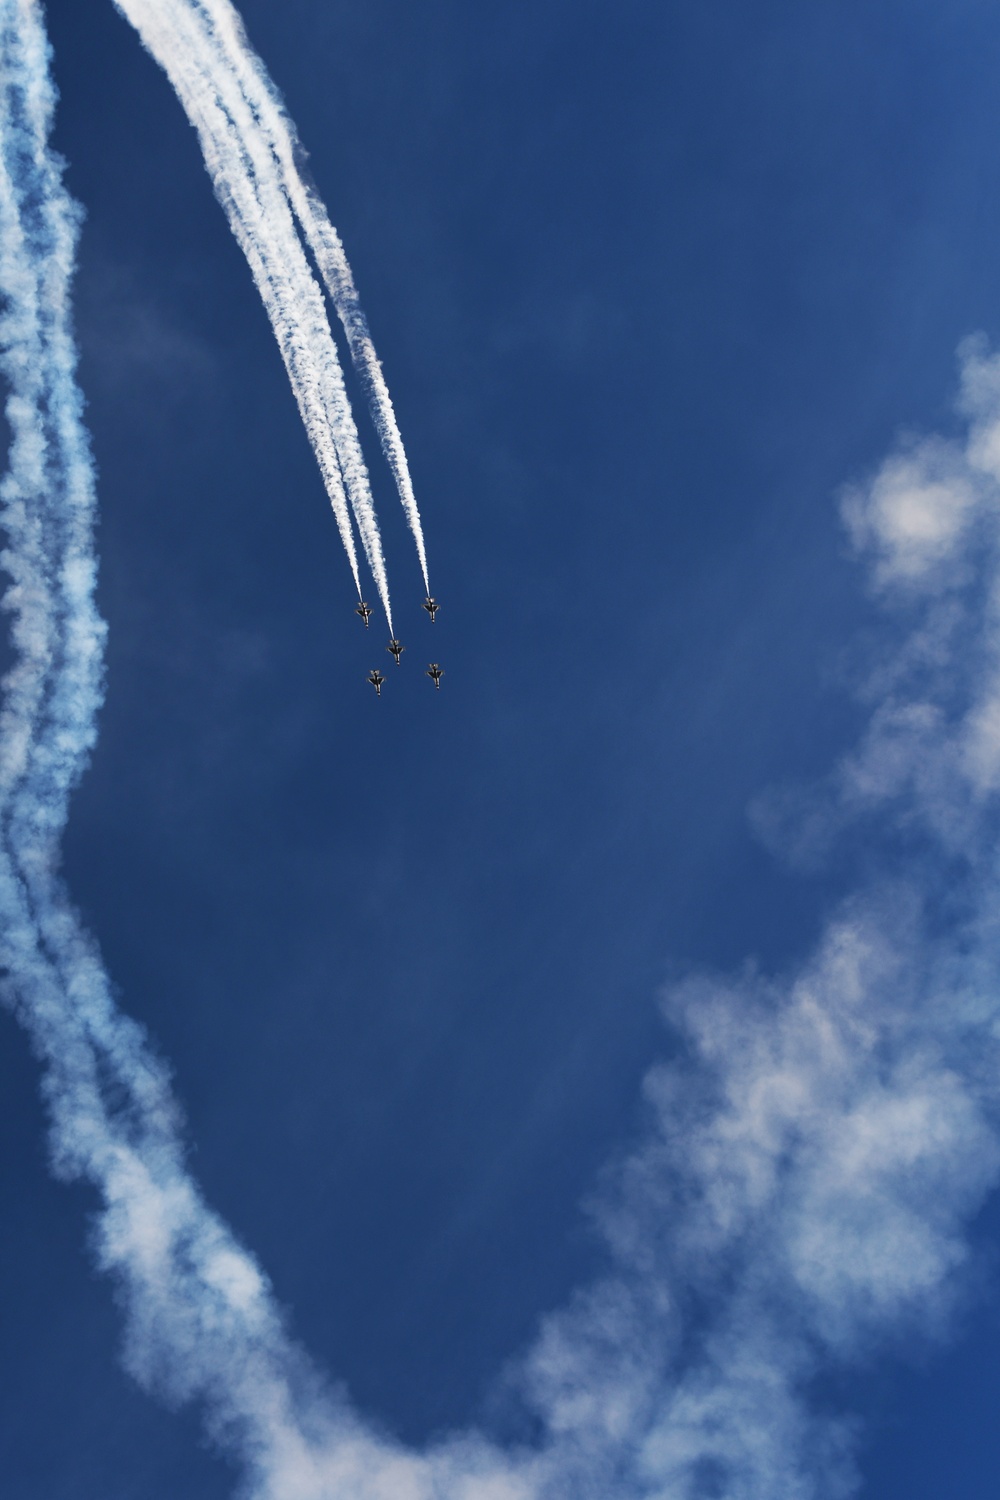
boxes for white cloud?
[842,439,981,588]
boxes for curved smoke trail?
[187,0,432,595]
[114,0,436,619]
[111,0,396,630]
[6,3,1000,1498]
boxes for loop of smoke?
[3,3,1000,1498]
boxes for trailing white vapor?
[110,0,399,631]
[6,4,1000,1500]
[174,0,431,594]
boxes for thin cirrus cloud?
[2,1,1000,1497]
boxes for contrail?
[185,0,432,595]
[6,3,1000,1498]
[111,0,396,632]
[0,0,358,1487]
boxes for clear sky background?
[3,0,1000,1494]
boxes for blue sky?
[4,0,1000,1495]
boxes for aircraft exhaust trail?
[112,0,397,632]
[0,8,415,1493]
[188,0,432,596]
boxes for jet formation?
[362,596,444,697]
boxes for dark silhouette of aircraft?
[367,668,386,697]
[422,596,439,623]
[426,663,444,690]
[387,639,405,665]
[356,600,373,627]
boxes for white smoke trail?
[111,0,396,631]
[5,3,1000,1498]
[184,0,432,594]
[0,5,392,1494]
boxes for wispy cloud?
[521,333,1000,1499]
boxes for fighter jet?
[426,663,444,690]
[387,638,405,665]
[367,668,386,697]
[422,596,440,623]
[355,600,374,628]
